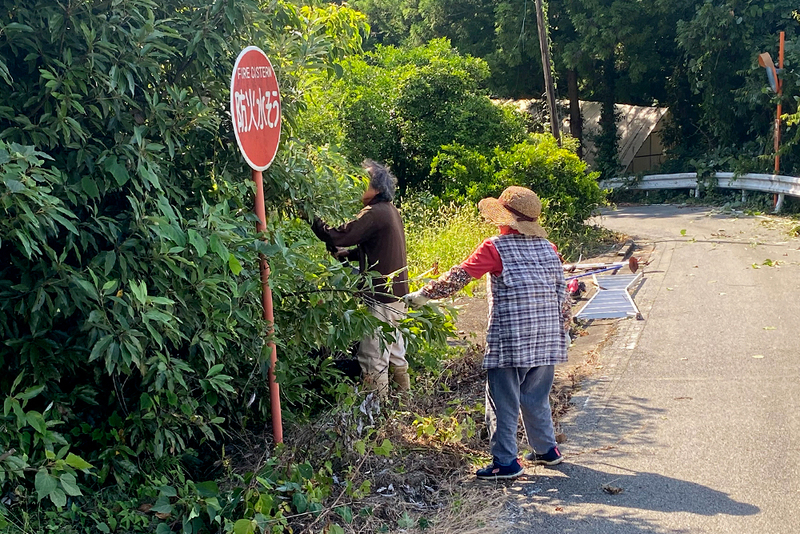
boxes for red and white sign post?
[231,46,283,443]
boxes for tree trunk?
[596,56,620,179]
[568,68,583,158]
[534,0,560,143]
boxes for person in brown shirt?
[310,160,410,396]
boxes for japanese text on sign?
[232,65,280,134]
[233,87,280,133]
[230,46,281,171]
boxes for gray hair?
[363,159,397,202]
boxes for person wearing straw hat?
[405,186,570,480]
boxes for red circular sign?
[230,46,282,171]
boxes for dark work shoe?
[476,459,524,480]
[524,446,563,466]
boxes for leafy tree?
[0,0,422,499]
[675,1,799,172]
[781,36,800,164]
[429,134,604,243]
[352,0,549,97]
[335,39,527,188]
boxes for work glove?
[403,289,430,308]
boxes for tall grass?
[402,194,496,284]
[402,192,618,280]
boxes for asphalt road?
[507,205,800,533]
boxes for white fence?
[600,172,800,211]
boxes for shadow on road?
[598,205,731,219]
[564,394,668,458]
[502,381,760,532]
[504,462,759,533]
[505,503,695,534]
[517,462,759,515]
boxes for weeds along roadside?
[0,346,496,534]
[0,197,485,533]
[0,194,610,534]
[403,195,496,287]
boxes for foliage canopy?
[0,2,453,518]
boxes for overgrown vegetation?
[0,0,620,533]
[403,196,496,280]
[429,135,605,254]
[353,0,800,178]
[0,1,451,532]
[332,39,528,190]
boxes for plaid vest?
[483,235,568,369]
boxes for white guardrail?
[600,172,800,212]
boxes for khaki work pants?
[359,300,409,396]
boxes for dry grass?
[226,332,603,534]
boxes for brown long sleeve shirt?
[311,200,409,303]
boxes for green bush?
[429,144,495,204]
[427,134,605,247]
[333,39,527,189]
[494,134,605,236]
[0,2,457,524]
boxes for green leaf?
[297,462,313,480]
[59,473,82,496]
[81,176,99,198]
[292,491,308,513]
[65,452,93,471]
[680,229,687,236]
[159,485,177,497]
[140,392,153,410]
[209,234,228,262]
[4,23,34,32]
[233,519,255,534]
[228,254,243,275]
[397,511,415,529]
[4,179,25,192]
[335,505,353,523]
[105,157,129,186]
[373,438,393,457]
[104,251,116,275]
[50,212,79,234]
[0,58,10,86]
[97,523,111,534]
[49,487,67,507]
[89,335,114,363]
[129,280,147,304]
[187,229,207,257]
[35,469,57,501]
[328,524,345,534]
[195,480,219,498]
[155,524,171,534]
[26,411,47,434]
[16,385,45,401]
[206,364,224,377]
[354,440,366,455]
[151,494,173,514]
[255,493,275,514]
[72,277,96,298]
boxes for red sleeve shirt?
[459,230,560,279]
[460,238,503,279]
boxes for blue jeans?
[485,365,557,465]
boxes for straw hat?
[478,186,547,238]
